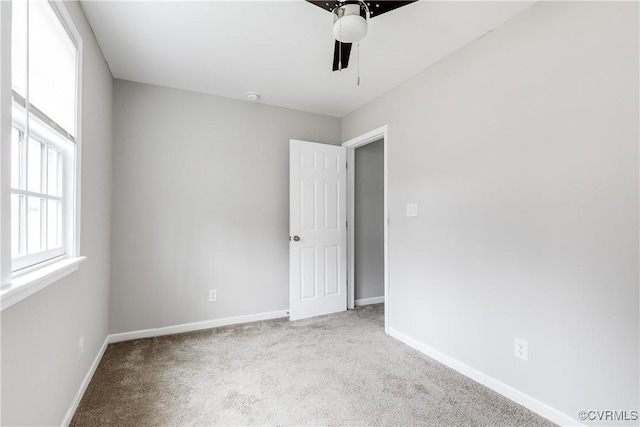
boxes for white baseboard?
[67,313,571,427]
[355,296,384,306]
[108,309,289,343]
[388,327,581,427]
[62,310,289,424]
[61,335,109,427]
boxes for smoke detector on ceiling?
[246,91,260,101]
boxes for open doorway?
[354,139,384,306]
[343,126,389,333]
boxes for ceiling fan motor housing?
[333,2,368,43]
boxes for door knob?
[293,236,300,242]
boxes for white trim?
[1,0,13,289]
[51,0,84,259]
[2,0,84,285]
[61,335,109,427]
[1,256,86,311]
[61,316,577,427]
[342,126,389,149]
[61,310,289,424]
[388,327,581,427]
[354,296,384,306]
[342,125,390,333]
[9,111,71,272]
[108,309,289,343]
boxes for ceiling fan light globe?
[333,15,367,43]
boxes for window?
[10,0,79,274]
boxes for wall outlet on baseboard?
[78,336,84,361]
[208,289,217,302]
[514,338,528,361]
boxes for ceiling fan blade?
[366,1,418,18]
[307,0,339,13]
[306,1,417,16]
[332,40,352,71]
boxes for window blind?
[11,0,78,138]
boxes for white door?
[289,139,347,321]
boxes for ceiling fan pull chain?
[357,41,360,86]
[339,12,343,71]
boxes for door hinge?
[346,162,348,169]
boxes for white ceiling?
[80,1,536,118]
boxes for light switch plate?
[406,203,418,217]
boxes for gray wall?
[342,1,638,422]
[110,80,341,333]
[0,1,113,425]
[1,1,637,424]
[354,138,384,301]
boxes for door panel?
[300,247,317,300]
[290,140,347,321]
[324,245,340,295]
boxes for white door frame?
[342,125,389,334]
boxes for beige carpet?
[71,304,554,426]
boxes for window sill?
[1,256,87,311]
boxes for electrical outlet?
[514,338,528,361]
[78,337,84,361]
[208,289,217,302]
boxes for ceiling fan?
[307,1,417,72]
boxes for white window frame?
[0,0,85,311]
[10,98,73,272]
